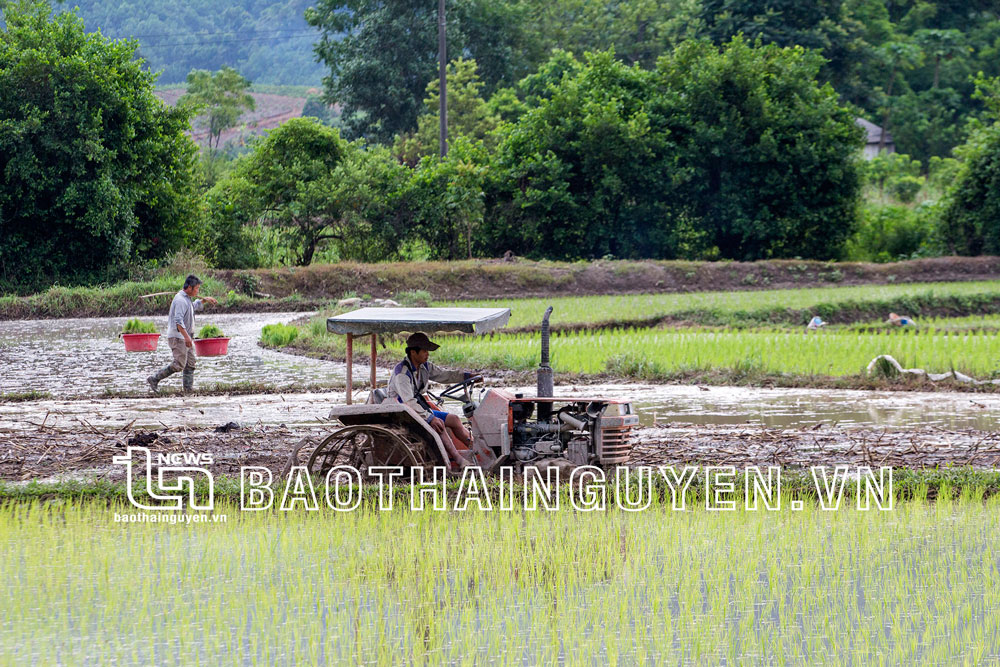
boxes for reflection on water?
[579,384,1000,431]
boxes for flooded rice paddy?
[2,314,1000,433]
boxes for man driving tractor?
[386,333,480,468]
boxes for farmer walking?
[147,275,217,393]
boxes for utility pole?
[438,0,447,157]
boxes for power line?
[118,27,317,39]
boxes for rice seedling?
[444,280,1000,329]
[260,323,299,347]
[1,497,998,664]
[121,318,158,334]
[196,324,225,339]
[431,328,1000,378]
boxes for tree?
[406,138,489,260]
[655,38,865,260]
[483,51,678,260]
[699,0,844,50]
[482,40,864,261]
[306,0,528,143]
[0,0,199,291]
[520,0,698,69]
[939,124,1000,255]
[940,75,1000,255]
[394,59,501,165]
[697,0,879,102]
[874,40,922,152]
[178,66,256,152]
[914,29,967,89]
[216,118,408,266]
[888,87,967,164]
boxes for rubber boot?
[182,369,195,393]
[147,366,175,394]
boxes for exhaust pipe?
[537,306,553,399]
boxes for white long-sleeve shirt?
[385,358,470,421]
[166,291,203,340]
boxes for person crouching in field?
[147,275,217,393]
[887,312,915,327]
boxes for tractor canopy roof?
[327,307,511,336]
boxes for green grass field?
[2,496,998,664]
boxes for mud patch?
[0,424,326,482]
[3,423,1000,483]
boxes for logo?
[113,446,215,511]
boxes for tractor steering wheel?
[430,375,483,404]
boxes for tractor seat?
[368,388,388,405]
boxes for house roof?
[855,117,893,145]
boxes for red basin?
[122,333,161,352]
[194,337,230,357]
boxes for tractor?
[289,306,638,478]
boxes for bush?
[887,175,925,204]
[845,203,942,263]
[196,324,225,339]
[260,323,300,347]
[198,180,263,269]
[122,319,158,334]
[941,124,1000,255]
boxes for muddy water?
[3,384,1000,433]
[608,384,1000,430]
[0,312,366,397]
[2,314,1000,432]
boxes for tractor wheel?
[305,425,429,478]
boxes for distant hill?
[155,89,315,149]
[60,0,325,85]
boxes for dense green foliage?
[304,0,1000,164]
[0,1,198,291]
[940,124,1000,255]
[393,59,501,165]
[193,41,862,264]
[478,42,863,261]
[5,0,1000,285]
[938,74,1000,256]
